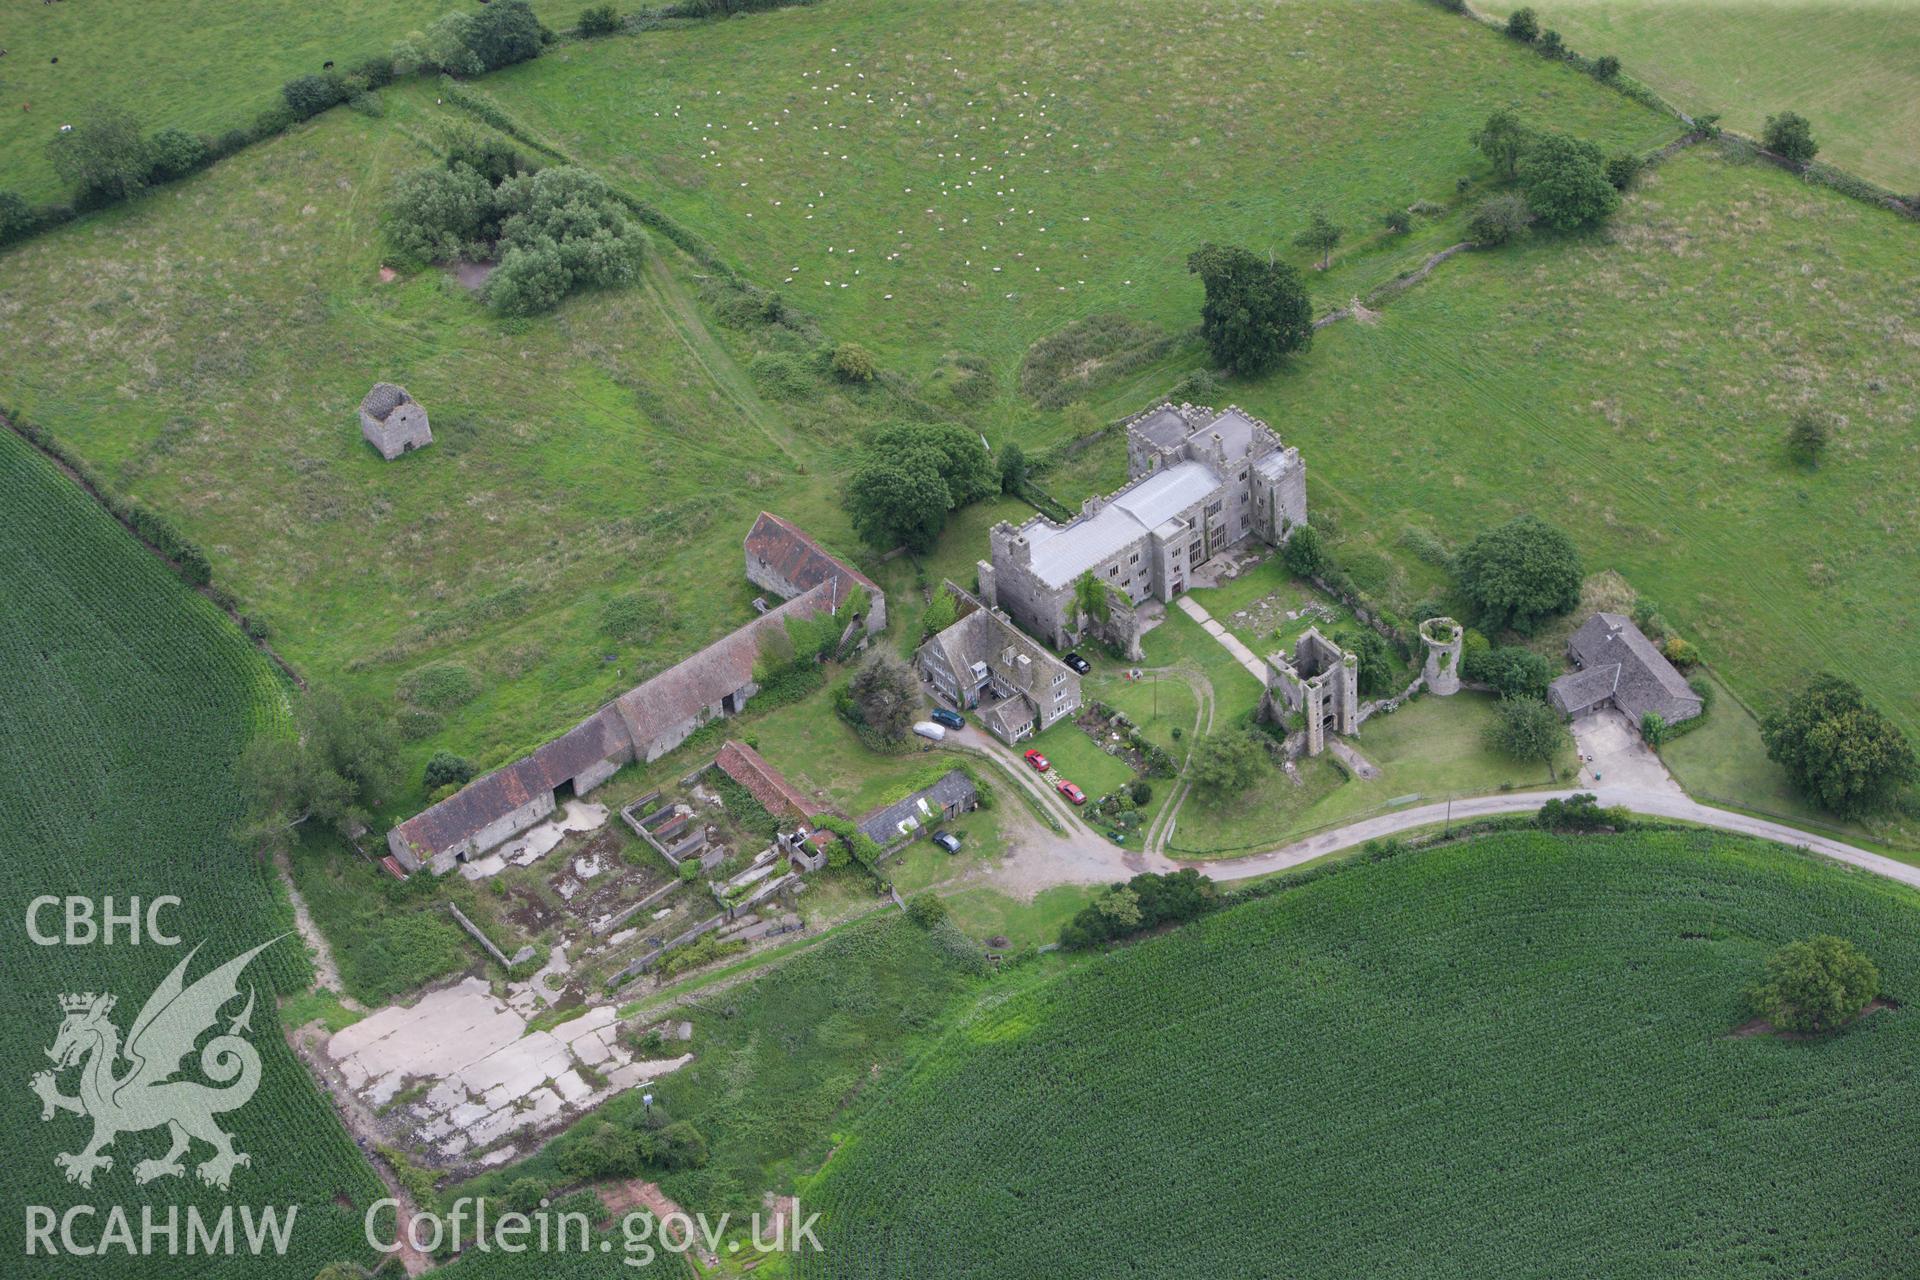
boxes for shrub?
[1505,7,1539,41]
[1470,645,1555,700]
[46,108,151,202]
[906,894,948,928]
[1520,132,1620,230]
[1282,524,1328,580]
[1593,54,1622,82]
[466,0,549,72]
[1468,193,1532,245]
[831,342,880,383]
[1536,29,1564,59]
[1188,729,1267,797]
[348,54,397,89]
[1604,151,1644,192]
[579,4,622,35]
[1170,368,1220,403]
[146,128,211,182]
[423,751,475,790]
[1536,792,1629,832]
[282,73,347,121]
[1762,111,1819,165]
[749,351,813,399]
[1662,636,1700,668]
[0,190,39,245]
[1786,410,1830,466]
[1640,711,1671,746]
[399,661,481,710]
[1381,207,1412,234]
[1748,937,1879,1034]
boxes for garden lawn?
[941,884,1097,950]
[1140,607,1268,728]
[1474,0,1920,192]
[1168,753,1347,856]
[804,828,1920,1278]
[1024,715,1138,805]
[1086,670,1200,756]
[477,0,1676,397]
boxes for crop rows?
[802,830,1920,1278]
[0,431,381,1277]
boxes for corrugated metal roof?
[1026,460,1221,587]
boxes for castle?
[980,404,1307,651]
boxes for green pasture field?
[0,98,895,818]
[0,0,580,202]
[479,0,1676,387]
[1474,0,1920,192]
[0,429,383,1276]
[802,827,1920,1277]
[1234,146,1920,760]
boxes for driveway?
[1571,709,1682,795]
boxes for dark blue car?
[929,707,966,731]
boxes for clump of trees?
[236,689,402,853]
[385,133,647,316]
[1748,936,1878,1034]
[1760,674,1916,818]
[555,1112,708,1182]
[1465,644,1555,700]
[41,108,218,209]
[1536,792,1629,832]
[1762,112,1820,166]
[843,422,996,553]
[392,1,551,77]
[1338,627,1396,697]
[1456,514,1583,635]
[1059,869,1216,949]
[1186,242,1314,376]
[1467,109,1625,240]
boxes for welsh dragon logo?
[30,937,283,1190]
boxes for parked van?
[911,721,947,742]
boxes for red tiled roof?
[715,739,818,824]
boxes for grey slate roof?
[1550,613,1703,724]
[857,769,977,846]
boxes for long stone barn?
[387,516,882,874]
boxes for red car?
[1024,749,1050,772]
[1057,780,1086,805]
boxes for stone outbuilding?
[1549,612,1702,731]
[359,382,433,460]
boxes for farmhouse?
[1549,613,1703,729]
[388,516,880,873]
[358,382,432,460]
[916,582,1081,744]
[980,404,1307,648]
[857,769,979,851]
[1265,627,1361,756]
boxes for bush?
[1786,410,1830,466]
[487,166,647,315]
[1748,937,1879,1034]
[1536,29,1564,59]
[1060,869,1215,949]
[1281,524,1328,580]
[386,163,498,263]
[905,894,948,928]
[1381,207,1412,234]
[1170,368,1219,403]
[423,751,476,791]
[1593,54,1622,82]
[579,4,622,35]
[1129,779,1153,807]
[1662,636,1700,668]
[1470,645,1555,701]
[399,661,481,710]
[830,342,880,383]
[46,108,151,203]
[1505,7,1539,41]
[749,351,814,399]
[1468,193,1532,245]
[282,73,347,121]
[348,54,397,89]
[0,190,39,245]
[1604,151,1644,192]
[1536,792,1629,832]
[1762,111,1819,165]
[146,128,211,183]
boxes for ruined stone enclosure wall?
[1420,617,1464,696]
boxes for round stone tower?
[1420,617,1464,696]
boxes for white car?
[911,721,947,742]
